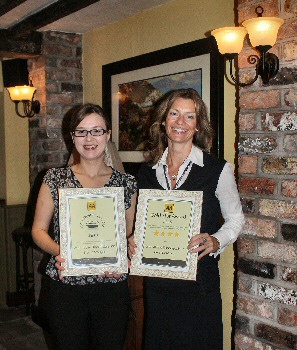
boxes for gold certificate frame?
[59,187,128,277]
[130,189,203,281]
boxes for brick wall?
[28,31,83,185]
[235,1,297,349]
[27,31,82,302]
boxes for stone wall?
[235,1,297,349]
[27,31,82,303]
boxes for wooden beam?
[8,0,101,37]
[0,30,42,58]
[0,0,27,17]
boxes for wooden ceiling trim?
[8,0,102,37]
[0,30,42,58]
[0,0,27,17]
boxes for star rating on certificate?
[153,230,180,237]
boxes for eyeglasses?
[72,128,108,137]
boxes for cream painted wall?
[0,59,30,205]
[2,90,30,205]
[0,91,6,201]
[0,62,6,200]
[83,0,237,348]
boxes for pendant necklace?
[163,161,192,190]
[172,173,178,181]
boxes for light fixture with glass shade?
[7,78,40,118]
[211,6,284,87]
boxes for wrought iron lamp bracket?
[225,45,279,87]
[14,99,41,118]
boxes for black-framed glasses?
[72,128,108,137]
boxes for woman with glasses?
[32,103,137,350]
[128,89,244,350]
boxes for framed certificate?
[130,189,203,280]
[59,187,128,277]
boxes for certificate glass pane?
[68,196,118,265]
[141,198,193,268]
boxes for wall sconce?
[7,78,40,118]
[211,6,284,87]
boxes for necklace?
[172,173,178,181]
[163,161,192,190]
[168,157,180,181]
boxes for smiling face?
[165,98,197,146]
[72,112,111,161]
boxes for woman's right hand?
[54,254,66,280]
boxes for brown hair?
[69,103,111,133]
[144,88,213,164]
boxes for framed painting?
[102,36,224,165]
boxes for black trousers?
[47,279,130,350]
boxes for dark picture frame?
[102,36,224,172]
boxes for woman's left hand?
[188,233,219,260]
[54,254,66,280]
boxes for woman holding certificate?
[32,103,137,350]
[129,89,244,350]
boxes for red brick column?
[235,1,297,349]
[27,31,82,303]
[28,31,82,184]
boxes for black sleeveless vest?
[138,152,226,236]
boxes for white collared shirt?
[152,145,245,256]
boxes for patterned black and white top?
[43,165,137,285]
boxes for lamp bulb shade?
[242,16,284,47]
[7,85,36,101]
[211,27,248,55]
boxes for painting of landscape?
[118,69,202,151]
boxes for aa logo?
[164,203,174,213]
[87,201,96,211]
